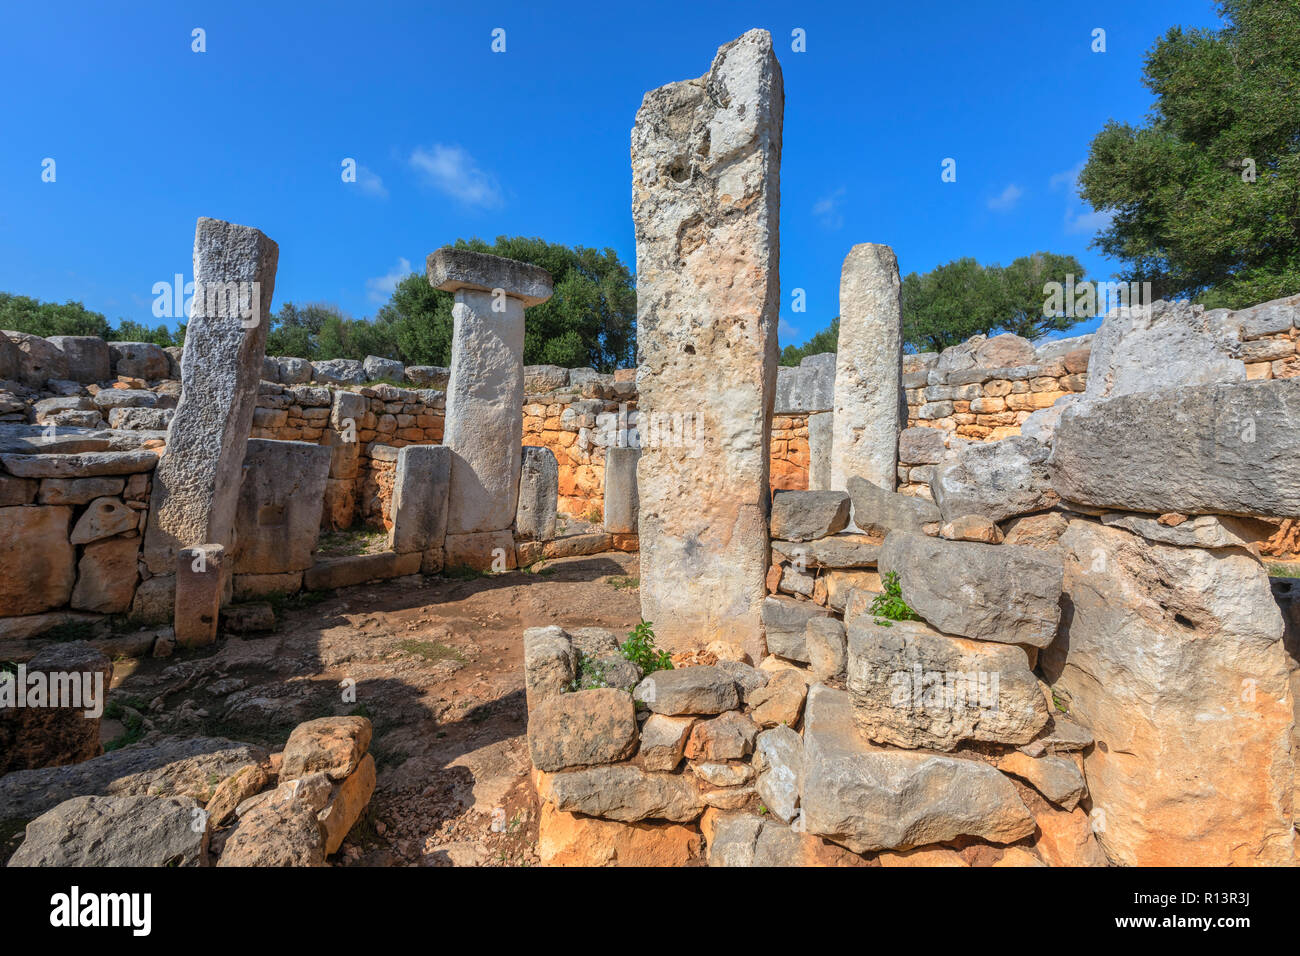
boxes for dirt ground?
[104,550,644,866]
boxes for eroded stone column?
[603,446,640,534]
[428,248,553,540]
[516,446,558,541]
[831,243,903,493]
[143,217,278,624]
[632,29,783,657]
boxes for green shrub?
[870,571,921,627]
[620,620,672,674]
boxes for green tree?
[1078,0,1300,307]
[374,274,453,367]
[112,320,179,347]
[901,253,1086,352]
[780,317,840,366]
[0,293,113,338]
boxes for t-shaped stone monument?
[631,29,784,658]
[428,248,553,539]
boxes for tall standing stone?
[603,446,640,534]
[632,29,783,657]
[388,444,452,556]
[428,248,553,536]
[831,243,903,493]
[144,218,278,577]
[515,446,558,541]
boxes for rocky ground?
[78,550,642,867]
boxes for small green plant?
[608,576,639,591]
[567,653,611,691]
[620,620,673,674]
[398,639,466,664]
[870,571,921,627]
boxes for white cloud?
[779,317,800,344]
[357,165,387,199]
[1049,162,1084,193]
[987,183,1023,212]
[366,257,412,303]
[409,144,502,208]
[812,187,846,230]
[1066,207,1114,235]
[1053,160,1113,235]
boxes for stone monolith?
[631,29,783,657]
[831,243,903,493]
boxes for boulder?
[311,359,366,386]
[800,685,1035,853]
[4,331,69,386]
[47,336,111,383]
[0,504,75,614]
[108,342,169,380]
[753,725,802,823]
[846,617,1048,750]
[8,794,207,867]
[1042,519,1294,865]
[684,711,759,761]
[69,496,137,543]
[70,535,140,613]
[930,436,1058,523]
[405,365,449,389]
[537,800,701,866]
[806,616,848,681]
[527,688,639,771]
[515,446,558,541]
[524,365,569,393]
[770,533,880,569]
[92,388,157,409]
[0,450,157,478]
[632,666,739,716]
[974,333,1035,368]
[362,355,404,382]
[523,626,576,710]
[545,764,706,823]
[996,751,1085,810]
[0,642,112,774]
[1049,379,1300,518]
[217,800,325,866]
[878,531,1064,647]
[637,714,695,772]
[769,490,851,541]
[761,595,834,662]
[1098,511,1273,549]
[279,716,372,782]
[747,668,808,727]
[846,476,940,536]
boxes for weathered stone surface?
[898,426,947,465]
[633,665,739,716]
[684,711,759,761]
[807,409,833,490]
[1049,379,1300,518]
[310,358,365,386]
[174,544,224,648]
[204,763,269,827]
[47,335,111,383]
[303,550,421,589]
[231,439,330,573]
[427,247,554,307]
[806,616,847,681]
[1098,511,1272,549]
[405,365,449,389]
[1020,394,1078,445]
[931,436,1059,523]
[8,794,207,867]
[319,753,376,855]
[846,618,1048,751]
[4,331,68,387]
[705,811,867,867]
[0,735,267,822]
[0,642,111,774]
[0,331,20,382]
[523,626,576,710]
[637,713,695,772]
[280,716,372,782]
[878,531,1064,647]
[361,354,403,382]
[537,800,701,866]
[69,495,136,543]
[975,332,1036,369]
[433,251,551,535]
[775,352,835,414]
[603,446,640,533]
[800,685,1034,853]
[443,529,516,572]
[846,476,939,536]
[524,364,569,393]
[93,388,157,410]
[939,513,1003,543]
[387,444,451,554]
[528,688,639,771]
[108,406,173,431]
[771,534,880,569]
[747,668,808,727]
[753,724,802,822]
[546,764,706,822]
[1001,511,1070,553]
[997,751,1085,810]
[1,449,157,478]
[1085,298,1244,400]
[770,490,850,542]
[832,243,903,492]
[692,761,754,788]
[109,341,169,380]
[515,446,558,541]
[217,800,325,867]
[1042,519,1294,865]
[0,475,37,505]
[70,535,139,613]
[0,505,74,614]
[762,595,833,662]
[144,218,278,574]
[633,29,782,658]
[1027,797,1108,867]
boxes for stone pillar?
[427,248,553,541]
[632,29,783,658]
[603,446,640,534]
[175,544,225,648]
[388,444,451,563]
[516,446,558,541]
[830,243,903,493]
[144,218,278,584]
[322,390,366,530]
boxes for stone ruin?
[0,27,1298,867]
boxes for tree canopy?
[0,293,181,345]
[780,317,839,366]
[1078,0,1300,307]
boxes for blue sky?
[0,0,1224,349]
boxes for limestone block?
[603,446,640,534]
[515,445,558,541]
[70,535,140,614]
[232,439,330,574]
[175,544,225,648]
[387,444,451,554]
[47,335,111,383]
[0,505,75,615]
